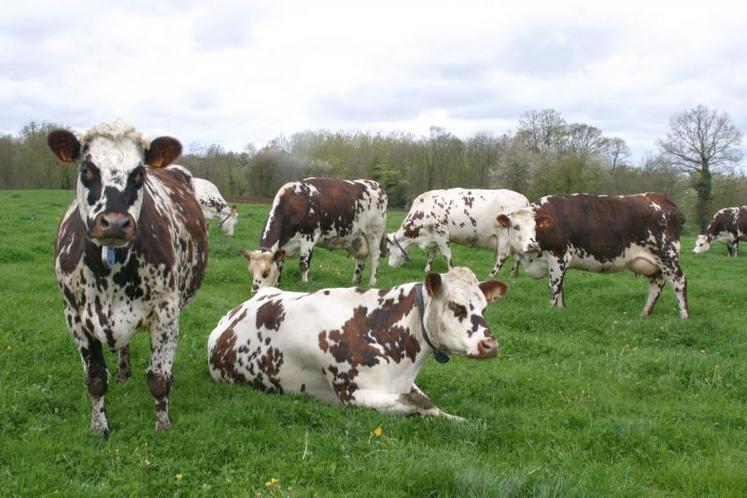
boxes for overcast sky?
[2,0,745,163]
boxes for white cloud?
[1,0,745,162]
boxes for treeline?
[2,109,745,232]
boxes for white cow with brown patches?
[208,267,507,419]
[49,121,207,434]
[192,176,238,237]
[387,188,529,277]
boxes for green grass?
[1,189,746,497]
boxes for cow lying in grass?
[693,206,747,257]
[208,267,506,419]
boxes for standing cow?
[242,178,387,292]
[191,177,238,237]
[693,206,747,256]
[387,188,529,277]
[498,193,688,319]
[208,267,506,419]
[49,121,207,434]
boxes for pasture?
[1,189,746,497]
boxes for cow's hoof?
[89,418,110,437]
[116,369,132,383]
[155,418,172,431]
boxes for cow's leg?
[726,240,736,257]
[147,305,180,431]
[366,233,382,287]
[437,240,454,270]
[490,252,508,277]
[548,258,567,308]
[424,249,437,273]
[735,240,740,257]
[299,241,315,283]
[70,327,110,435]
[116,345,132,383]
[350,388,463,421]
[510,253,521,278]
[662,265,688,320]
[641,273,665,318]
[352,257,366,286]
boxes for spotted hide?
[387,188,529,277]
[242,177,387,292]
[693,206,747,257]
[208,267,507,419]
[498,193,688,319]
[50,121,207,434]
[192,176,238,237]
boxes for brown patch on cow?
[402,210,425,238]
[463,195,474,208]
[470,315,489,337]
[327,365,359,402]
[258,346,284,392]
[210,309,248,381]
[318,287,421,366]
[399,388,435,411]
[448,301,468,322]
[255,299,286,331]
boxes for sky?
[2,0,746,163]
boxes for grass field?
[1,189,746,497]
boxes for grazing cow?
[49,121,207,434]
[192,177,238,237]
[208,267,506,419]
[387,189,530,277]
[498,193,688,319]
[242,178,388,292]
[693,206,747,257]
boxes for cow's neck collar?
[415,284,449,364]
[392,236,411,262]
[218,211,232,228]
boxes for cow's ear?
[424,272,442,296]
[146,137,182,168]
[496,214,510,228]
[48,130,80,163]
[479,280,508,303]
[535,215,553,230]
[241,249,254,261]
[272,250,286,263]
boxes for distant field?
[1,190,746,497]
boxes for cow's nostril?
[122,219,130,228]
[101,217,110,227]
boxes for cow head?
[220,205,238,237]
[242,249,285,292]
[48,122,181,247]
[386,233,411,267]
[423,267,506,359]
[692,234,713,254]
[496,208,551,254]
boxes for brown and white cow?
[498,193,688,319]
[208,267,506,419]
[192,176,238,237]
[693,206,747,257]
[387,188,530,277]
[49,121,207,434]
[242,178,387,292]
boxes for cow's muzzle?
[91,212,137,245]
[471,337,499,359]
[524,242,541,253]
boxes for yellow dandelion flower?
[175,473,183,481]
[265,477,279,488]
[373,426,382,437]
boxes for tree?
[517,109,567,152]
[658,105,743,231]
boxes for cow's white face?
[424,267,506,358]
[693,234,712,254]
[386,234,409,267]
[243,249,284,292]
[48,124,181,247]
[497,209,550,254]
[220,206,238,237]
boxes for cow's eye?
[513,225,520,231]
[130,166,145,187]
[262,271,269,278]
[80,162,99,184]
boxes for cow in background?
[242,178,388,292]
[192,176,238,237]
[208,267,506,419]
[693,206,747,256]
[49,121,207,434]
[387,188,529,277]
[498,193,688,319]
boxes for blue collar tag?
[102,246,117,268]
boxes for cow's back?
[535,194,681,259]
